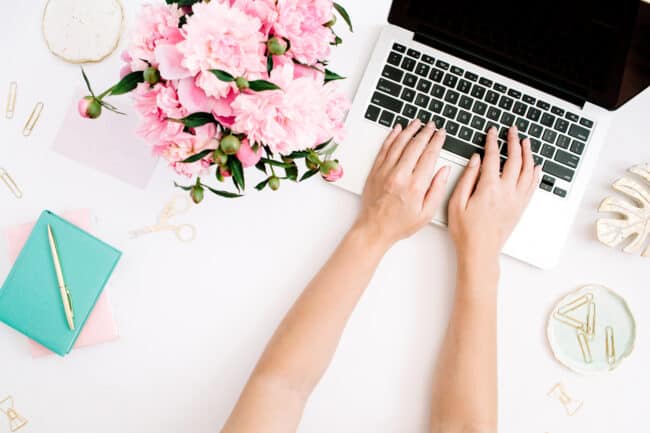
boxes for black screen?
[389,0,639,108]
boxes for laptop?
[336,0,640,269]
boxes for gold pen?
[47,224,75,330]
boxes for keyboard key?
[443,104,458,119]
[540,175,555,191]
[479,77,493,87]
[464,71,478,82]
[444,90,460,104]
[415,93,430,108]
[500,157,507,171]
[457,110,472,125]
[580,118,594,128]
[533,155,543,166]
[498,96,514,110]
[553,187,567,198]
[523,94,536,104]
[382,65,404,82]
[565,112,579,122]
[451,66,464,76]
[432,115,445,128]
[526,107,541,121]
[515,117,529,132]
[422,54,435,65]
[555,149,579,168]
[429,98,443,113]
[458,79,472,94]
[471,115,486,131]
[500,142,509,156]
[570,140,585,155]
[403,104,417,118]
[485,90,499,104]
[472,101,487,116]
[500,112,515,127]
[372,92,403,113]
[554,118,569,133]
[417,78,432,93]
[415,63,430,77]
[446,121,460,135]
[470,85,486,99]
[551,106,565,116]
[556,134,571,149]
[443,135,482,159]
[513,101,527,116]
[429,68,444,82]
[486,106,501,121]
[401,88,416,102]
[543,160,574,182]
[459,126,473,141]
[494,83,507,93]
[402,57,416,72]
[379,110,395,126]
[387,52,402,66]
[459,95,474,110]
[540,113,555,127]
[417,110,431,123]
[392,43,406,53]
[431,84,445,98]
[377,78,402,97]
[499,127,509,140]
[443,73,458,88]
[403,73,418,88]
[568,124,590,141]
[365,105,380,121]
[541,144,555,158]
[528,124,543,138]
[472,131,486,146]
[407,48,421,59]
[536,100,550,110]
[507,89,522,99]
[530,138,541,153]
[542,129,557,144]
[436,60,450,70]
[485,121,499,132]
[394,116,409,128]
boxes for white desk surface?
[1,2,649,432]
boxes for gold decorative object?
[23,102,44,137]
[42,0,124,64]
[605,326,616,366]
[597,163,650,257]
[0,396,28,432]
[129,196,197,242]
[547,383,583,417]
[0,168,23,199]
[5,81,17,119]
[576,331,592,364]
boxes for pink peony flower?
[232,0,278,35]
[155,44,192,80]
[236,138,263,167]
[132,82,185,144]
[274,0,335,65]
[155,123,218,177]
[125,3,184,71]
[177,1,267,98]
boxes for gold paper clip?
[548,383,583,416]
[553,310,585,331]
[585,302,596,339]
[23,101,44,136]
[6,81,17,119]
[0,396,28,432]
[605,326,616,366]
[577,331,592,364]
[558,293,593,315]
[0,168,22,199]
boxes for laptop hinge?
[413,32,588,109]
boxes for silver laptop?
[336,0,641,269]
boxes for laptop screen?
[389,0,639,108]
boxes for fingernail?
[439,127,446,134]
[413,118,421,126]
[394,123,402,131]
[469,153,480,167]
[489,126,497,133]
[511,125,518,133]
[427,121,435,128]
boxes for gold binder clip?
[605,326,616,366]
[547,383,583,416]
[577,331,592,364]
[585,302,596,339]
[553,310,585,331]
[6,81,17,119]
[558,293,593,315]
[0,396,28,432]
[23,101,44,136]
[0,168,22,199]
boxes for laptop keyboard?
[365,42,595,199]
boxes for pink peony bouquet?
[79,0,352,202]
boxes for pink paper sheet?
[5,209,119,357]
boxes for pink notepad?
[5,209,119,357]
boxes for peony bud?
[320,160,344,182]
[219,166,232,177]
[306,158,319,171]
[212,148,228,166]
[235,76,249,90]
[78,96,102,119]
[144,67,161,85]
[267,37,288,56]
[220,135,241,155]
[190,184,204,204]
[268,176,281,191]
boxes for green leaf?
[229,158,245,191]
[324,69,345,83]
[314,138,333,151]
[181,149,214,163]
[300,169,320,182]
[176,112,218,128]
[285,164,298,181]
[261,158,293,168]
[248,80,281,91]
[255,160,267,174]
[266,55,274,75]
[287,150,311,159]
[80,67,96,98]
[109,71,145,96]
[333,2,353,32]
[331,35,343,46]
[166,0,201,5]
[174,181,193,191]
[204,185,243,198]
[255,178,269,191]
[210,69,235,82]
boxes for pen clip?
[64,286,74,319]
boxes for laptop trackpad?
[433,157,466,225]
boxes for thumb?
[450,153,481,210]
[423,165,451,218]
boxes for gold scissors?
[129,196,197,242]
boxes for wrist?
[348,218,393,257]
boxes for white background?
[1,1,649,432]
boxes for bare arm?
[222,119,451,433]
[430,126,540,433]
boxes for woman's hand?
[448,126,541,267]
[354,119,451,249]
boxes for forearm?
[430,256,499,433]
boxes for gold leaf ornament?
[597,163,650,257]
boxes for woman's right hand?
[448,126,541,266]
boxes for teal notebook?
[0,211,121,356]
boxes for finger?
[422,165,451,217]
[413,128,446,185]
[481,127,500,182]
[450,152,481,210]
[396,121,436,173]
[517,137,534,191]
[382,119,422,169]
[502,126,522,183]
[373,123,402,170]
